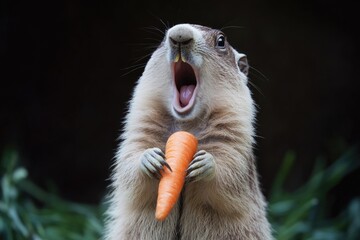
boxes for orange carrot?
[155,131,198,221]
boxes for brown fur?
[104,24,272,240]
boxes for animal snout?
[168,25,194,47]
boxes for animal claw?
[186,150,215,183]
[140,148,171,179]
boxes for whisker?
[220,25,245,31]
[120,64,146,78]
[152,14,170,31]
[249,66,270,82]
[146,26,165,36]
[247,79,264,97]
[144,12,170,33]
[159,18,170,31]
[127,42,158,47]
[143,37,163,43]
[132,52,153,64]
[120,62,146,71]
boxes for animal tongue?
[179,84,195,107]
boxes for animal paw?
[140,148,172,179]
[186,150,215,183]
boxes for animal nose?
[168,25,194,46]
[169,36,193,46]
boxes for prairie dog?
[104,24,272,239]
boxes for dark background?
[1,0,359,215]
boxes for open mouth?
[172,61,198,114]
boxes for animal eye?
[216,34,226,48]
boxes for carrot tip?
[155,214,166,221]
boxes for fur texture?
[104,24,272,240]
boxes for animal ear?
[238,54,249,76]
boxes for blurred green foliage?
[0,146,359,239]
[0,149,103,240]
[269,147,360,239]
